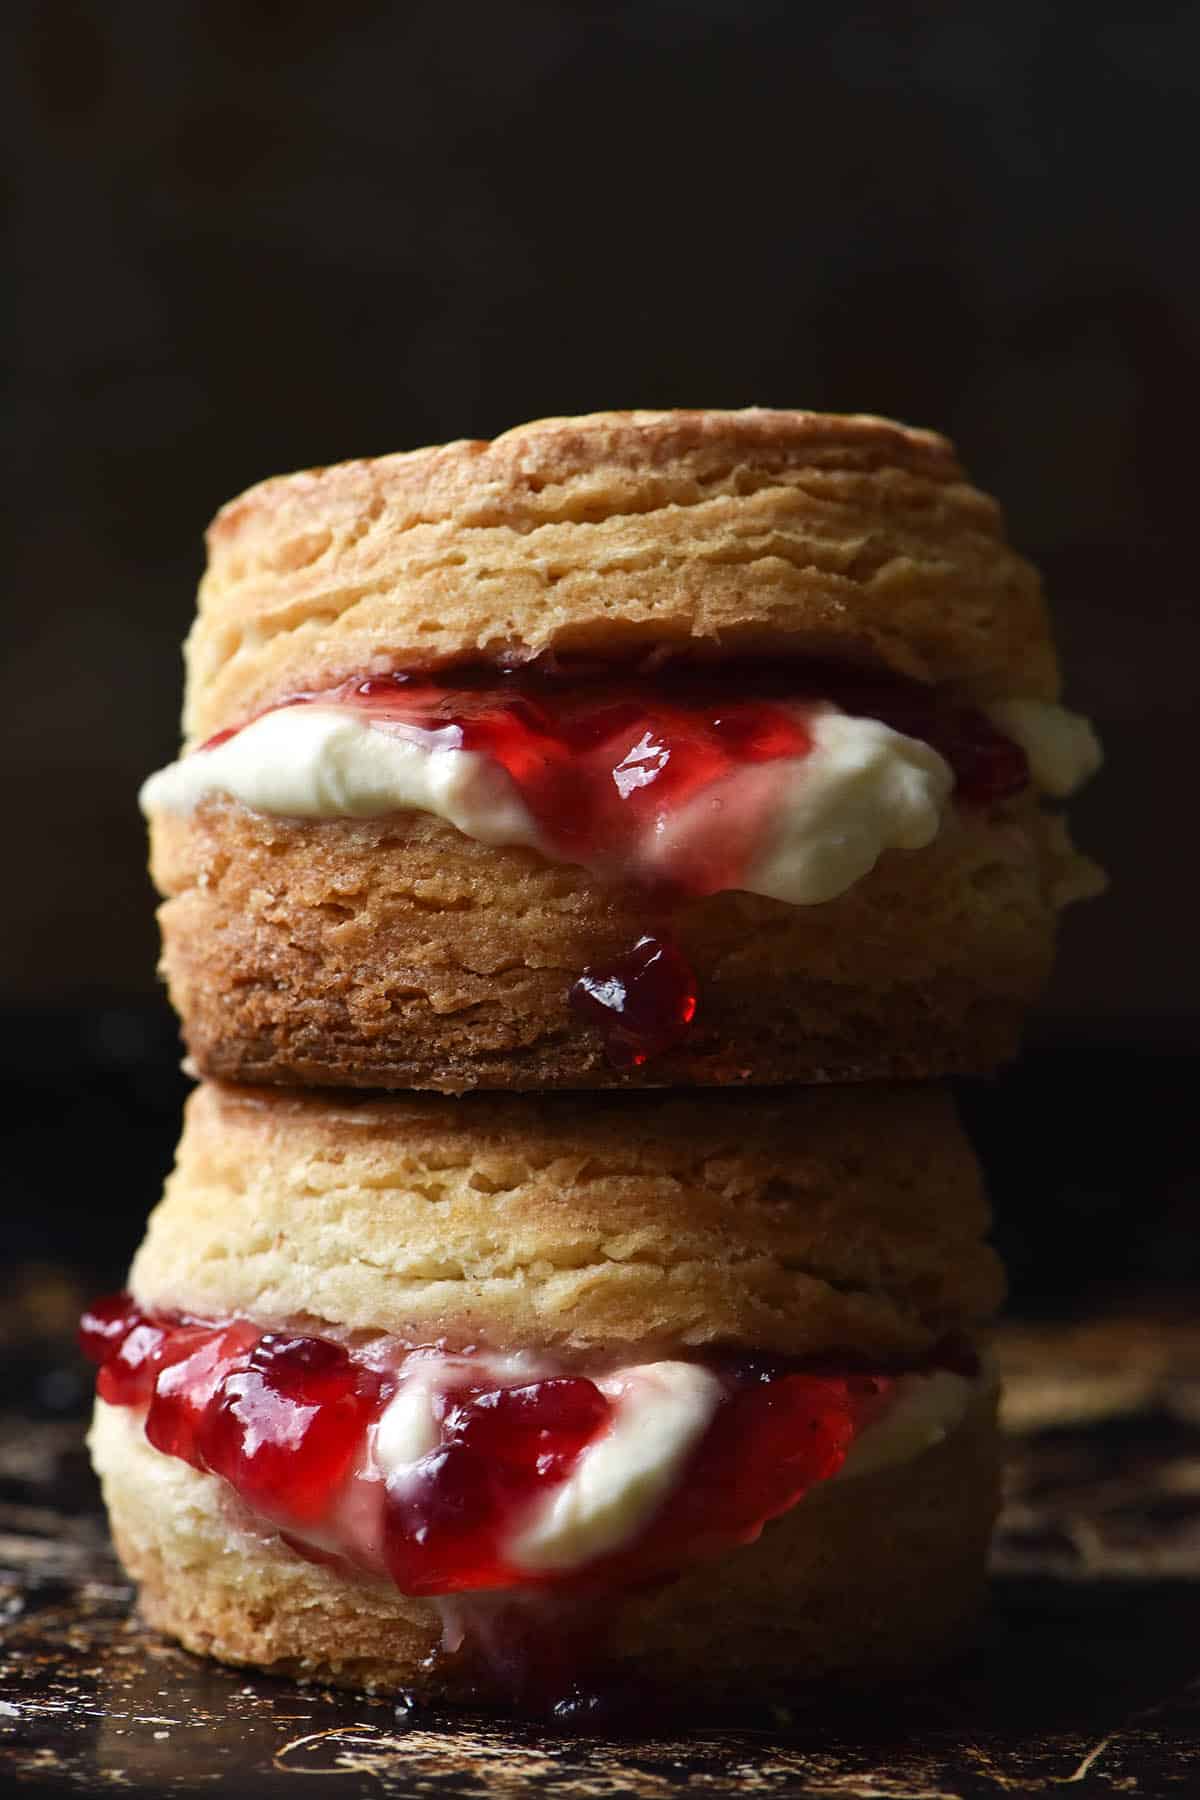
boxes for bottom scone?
[83,1080,1003,1711]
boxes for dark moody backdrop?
[5,0,1197,1290]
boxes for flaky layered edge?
[183,408,1058,742]
[127,1080,1003,1360]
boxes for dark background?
[4,0,1197,1297]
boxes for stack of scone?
[84,411,1102,1713]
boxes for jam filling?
[199,659,1028,1067]
[81,1295,969,1601]
[205,658,1028,835]
[568,933,698,1070]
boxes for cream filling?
[833,1367,977,1482]
[92,1362,983,1586]
[354,1355,983,1578]
[503,1363,981,1575]
[743,712,951,905]
[139,706,543,847]
[139,702,956,908]
[983,698,1102,798]
[506,1361,725,1574]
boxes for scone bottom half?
[84,1082,1003,1712]
[141,409,1104,1092]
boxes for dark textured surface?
[5,1284,1200,1796]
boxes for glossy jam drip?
[569,934,698,1070]
[81,1296,911,1601]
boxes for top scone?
[143,409,1101,1092]
[185,409,1056,744]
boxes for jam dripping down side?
[80,1296,916,1601]
[569,934,698,1070]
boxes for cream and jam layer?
[140,666,1100,911]
[82,1295,987,1599]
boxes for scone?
[142,409,1101,1092]
[84,1080,1003,1709]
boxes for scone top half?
[141,410,1103,1093]
[86,1083,1001,1649]
[186,407,1058,738]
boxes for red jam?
[569,934,698,1070]
[202,659,1028,861]
[384,1377,613,1596]
[334,663,1025,849]
[81,1295,927,1599]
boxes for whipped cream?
[743,711,951,905]
[139,701,955,909]
[832,1367,978,1483]
[140,706,543,847]
[507,1361,724,1574]
[367,1351,982,1576]
[983,698,1102,798]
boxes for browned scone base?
[91,1391,1000,1706]
[149,795,1089,1092]
[130,1080,1002,1360]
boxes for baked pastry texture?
[149,793,1092,1093]
[129,1080,1003,1357]
[142,409,1102,1093]
[183,408,1055,743]
[87,1080,1002,1708]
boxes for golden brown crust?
[183,409,1057,744]
[92,1392,1000,1704]
[147,794,1077,1092]
[129,1080,1002,1359]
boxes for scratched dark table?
[5,1274,1200,1799]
